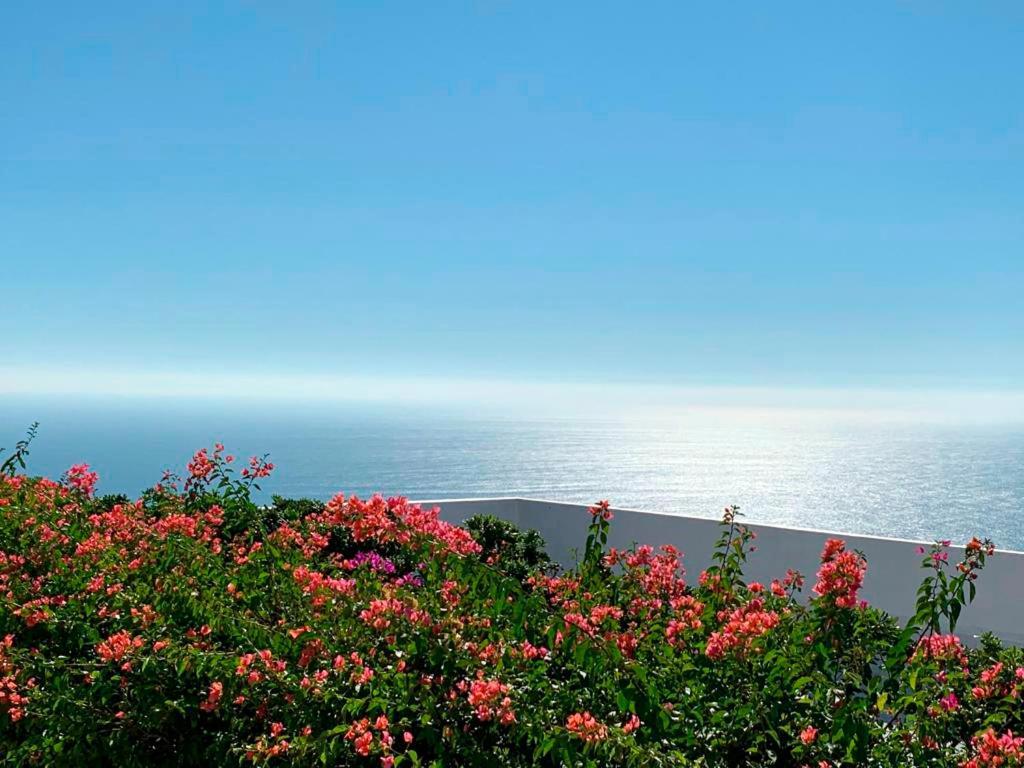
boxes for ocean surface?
[2,397,1023,550]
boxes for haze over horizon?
[3,366,1024,427]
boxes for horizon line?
[2,365,1023,424]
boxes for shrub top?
[0,437,1021,767]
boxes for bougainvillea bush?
[1,435,1024,767]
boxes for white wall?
[417,497,1024,645]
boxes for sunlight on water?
[1,397,1022,549]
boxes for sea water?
[1,397,1021,549]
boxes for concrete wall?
[417,497,1024,645]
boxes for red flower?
[467,677,516,724]
[96,631,143,664]
[705,598,780,659]
[961,729,1024,768]
[623,713,641,733]
[65,464,98,496]
[187,448,216,480]
[588,500,613,521]
[813,539,867,609]
[566,711,609,742]
[199,681,223,712]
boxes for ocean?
[1,397,1022,550]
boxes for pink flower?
[241,455,275,480]
[588,500,613,521]
[65,464,98,496]
[96,630,143,663]
[324,494,481,557]
[705,598,780,659]
[566,711,609,742]
[199,681,223,712]
[913,634,967,667]
[800,725,818,745]
[813,539,867,609]
[962,728,1024,768]
[467,677,516,724]
[187,448,215,480]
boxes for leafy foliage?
[0,435,1022,767]
[0,422,38,476]
[463,514,552,581]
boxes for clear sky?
[2,2,1022,404]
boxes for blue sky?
[2,2,1022,402]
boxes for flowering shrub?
[1,431,1024,767]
